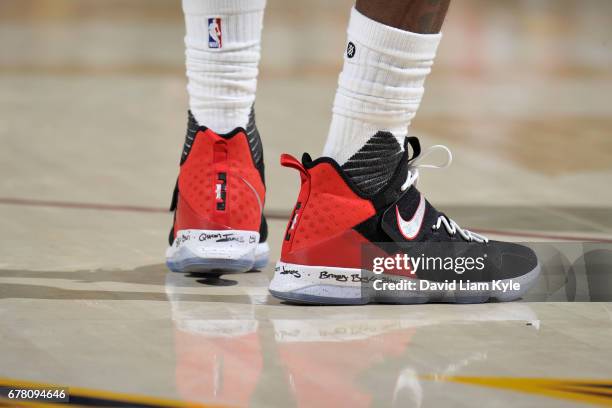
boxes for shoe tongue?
[341,131,404,196]
[397,184,421,202]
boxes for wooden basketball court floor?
[1,0,611,406]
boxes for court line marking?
[2,375,611,407]
[424,375,612,407]
[1,196,612,243]
[0,376,224,408]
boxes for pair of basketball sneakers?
[165,112,540,304]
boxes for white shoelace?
[400,144,489,243]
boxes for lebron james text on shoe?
[269,134,540,304]
[166,110,269,273]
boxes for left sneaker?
[166,110,269,273]
[268,134,540,304]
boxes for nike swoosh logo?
[396,194,426,240]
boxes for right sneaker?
[269,134,540,304]
[166,111,269,273]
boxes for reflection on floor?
[1,0,611,406]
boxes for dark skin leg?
[355,0,451,34]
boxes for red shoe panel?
[175,128,265,238]
[280,155,375,268]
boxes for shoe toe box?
[496,242,539,279]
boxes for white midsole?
[254,241,270,262]
[166,229,260,261]
[269,261,541,301]
[269,262,362,292]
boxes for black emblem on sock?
[347,42,356,58]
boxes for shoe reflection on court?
[165,272,264,407]
[165,272,540,407]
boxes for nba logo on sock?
[208,17,222,48]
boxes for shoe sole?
[269,261,541,305]
[166,229,269,273]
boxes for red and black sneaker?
[269,133,540,304]
[166,111,269,273]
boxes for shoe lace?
[400,144,489,243]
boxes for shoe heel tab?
[405,136,421,161]
[301,152,313,164]
[214,127,248,140]
[281,153,309,183]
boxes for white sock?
[182,0,266,134]
[323,8,442,164]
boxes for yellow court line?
[424,375,612,407]
[0,399,73,408]
[554,384,612,397]
[0,377,228,408]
